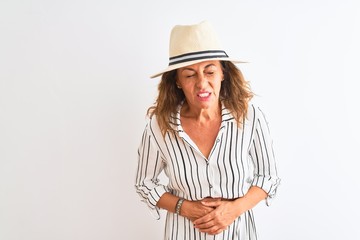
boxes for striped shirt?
[135,103,280,240]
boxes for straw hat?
[150,20,245,78]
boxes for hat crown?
[150,20,244,78]
[169,21,222,58]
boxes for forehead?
[179,60,222,71]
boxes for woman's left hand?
[192,198,241,235]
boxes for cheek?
[179,80,195,90]
[212,79,223,89]
[214,81,223,95]
[177,77,189,87]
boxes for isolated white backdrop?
[1,0,359,239]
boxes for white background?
[1,0,359,239]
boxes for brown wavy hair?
[147,61,254,136]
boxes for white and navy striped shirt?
[135,103,280,240]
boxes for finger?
[198,224,226,235]
[201,197,221,203]
[210,226,227,235]
[193,216,212,227]
[195,221,213,230]
[201,200,222,208]
[193,206,217,225]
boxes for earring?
[176,85,182,89]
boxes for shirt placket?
[206,125,225,197]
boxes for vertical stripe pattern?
[135,103,280,239]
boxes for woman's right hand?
[180,198,220,222]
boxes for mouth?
[197,92,211,99]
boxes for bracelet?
[175,198,185,215]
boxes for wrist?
[233,197,246,217]
[175,198,185,215]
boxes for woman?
[135,20,280,239]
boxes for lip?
[197,91,212,101]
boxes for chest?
[181,120,220,159]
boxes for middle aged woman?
[135,20,280,240]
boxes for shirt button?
[209,184,213,188]
[216,139,220,143]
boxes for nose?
[195,73,207,89]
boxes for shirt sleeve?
[134,119,168,220]
[249,106,281,206]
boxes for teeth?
[198,92,210,97]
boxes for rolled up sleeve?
[249,107,281,206]
[135,122,168,219]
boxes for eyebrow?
[204,64,216,69]
[181,64,216,73]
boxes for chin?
[198,102,213,109]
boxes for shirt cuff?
[251,175,281,206]
[143,185,168,220]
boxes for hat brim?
[150,58,247,78]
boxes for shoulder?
[246,102,271,126]
[141,115,167,150]
[145,113,176,139]
[246,102,261,119]
[144,114,161,135]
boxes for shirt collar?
[169,101,236,137]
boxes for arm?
[136,120,217,221]
[135,122,168,219]
[231,186,268,215]
[156,193,217,222]
[250,107,281,205]
[193,106,280,235]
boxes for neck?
[181,101,222,122]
